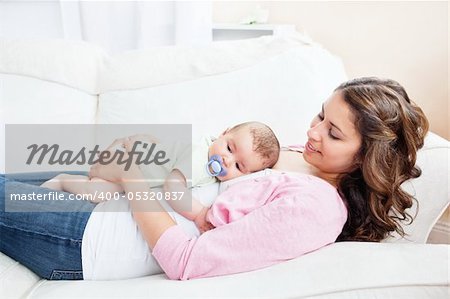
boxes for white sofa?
[0,36,449,298]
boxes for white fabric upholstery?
[0,36,448,298]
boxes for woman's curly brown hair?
[335,77,429,242]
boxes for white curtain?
[0,1,212,53]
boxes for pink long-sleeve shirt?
[152,173,348,280]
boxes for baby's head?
[209,121,280,181]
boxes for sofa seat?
[1,242,448,298]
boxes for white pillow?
[0,39,105,94]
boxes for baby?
[42,121,280,232]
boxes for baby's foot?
[40,174,66,190]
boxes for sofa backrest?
[97,45,346,143]
[0,35,346,170]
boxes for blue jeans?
[0,172,96,280]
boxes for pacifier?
[206,155,227,177]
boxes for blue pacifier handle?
[206,155,227,177]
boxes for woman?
[0,77,429,280]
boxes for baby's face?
[209,127,266,181]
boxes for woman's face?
[303,91,362,176]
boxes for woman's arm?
[89,142,176,248]
[164,169,204,221]
[121,167,176,248]
[164,169,215,233]
[152,176,347,280]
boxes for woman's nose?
[307,124,322,141]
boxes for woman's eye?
[329,131,339,140]
[317,114,339,140]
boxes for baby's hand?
[193,207,215,234]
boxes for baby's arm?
[164,169,214,233]
[41,174,123,203]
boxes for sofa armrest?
[384,132,449,243]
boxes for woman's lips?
[306,141,321,153]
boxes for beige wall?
[213,1,449,140]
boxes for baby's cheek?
[218,172,237,182]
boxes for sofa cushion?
[97,46,346,144]
[0,252,40,299]
[98,35,326,92]
[0,74,98,173]
[0,74,97,124]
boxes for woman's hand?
[105,137,130,152]
[103,134,158,153]
[89,138,140,185]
